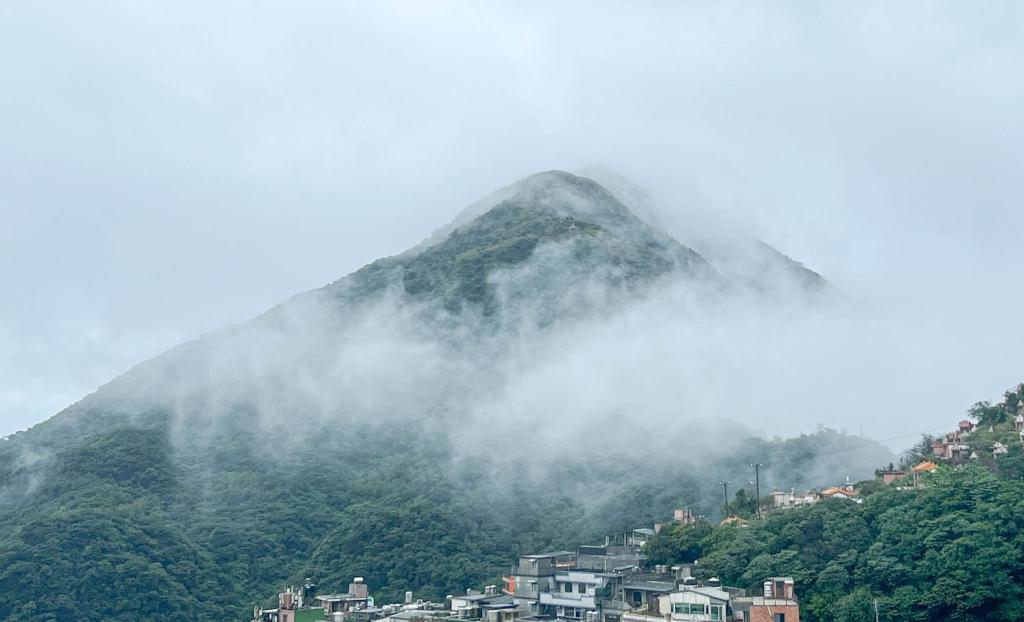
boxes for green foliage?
[0,428,234,622]
[645,521,712,565]
[969,401,1007,426]
[725,488,758,518]
[645,465,1024,622]
[0,413,886,622]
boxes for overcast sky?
[2,1,1022,440]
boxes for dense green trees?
[0,414,890,622]
[644,465,1024,622]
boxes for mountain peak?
[414,170,647,254]
[333,171,710,318]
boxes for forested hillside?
[0,417,888,621]
[0,171,864,621]
[646,386,1024,622]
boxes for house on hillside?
[878,469,907,485]
[253,582,321,622]
[503,551,576,614]
[316,578,373,618]
[661,578,730,622]
[622,579,675,611]
[932,432,971,463]
[673,509,697,525]
[451,587,518,622]
[538,567,623,622]
[911,460,938,487]
[819,485,860,503]
[506,542,647,621]
[620,575,730,622]
[731,577,800,622]
[769,489,816,510]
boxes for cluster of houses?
[931,404,1024,462]
[766,482,861,511]
[253,526,800,622]
[929,419,977,462]
[875,406,1024,489]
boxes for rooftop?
[673,586,730,602]
[913,460,939,472]
[623,581,675,593]
[316,594,367,602]
[455,594,513,604]
[522,551,575,559]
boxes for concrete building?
[504,551,576,614]
[731,578,799,622]
[878,469,906,485]
[661,579,730,622]
[451,587,519,622]
[538,569,618,621]
[252,586,304,622]
[819,485,859,503]
[769,490,816,510]
[316,578,374,621]
[672,509,697,525]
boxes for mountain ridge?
[0,169,875,622]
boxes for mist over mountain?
[0,171,890,621]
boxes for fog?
[2,1,1023,447]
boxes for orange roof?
[821,487,857,497]
[913,460,939,472]
[720,515,748,526]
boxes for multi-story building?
[505,551,577,615]
[539,569,620,622]
[316,577,373,620]
[731,578,800,622]
[451,586,519,622]
[619,575,729,622]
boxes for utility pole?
[750,463,766,519]
[874,598,880,622]
[718,481,730,516]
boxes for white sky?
[1,1,1022,440]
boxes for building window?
[579,584,588,595]
[563,583,573,593]
[774,615,785,622]
[672,603,707,615]
[710,605,723,621]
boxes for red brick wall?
[747,604,800,622]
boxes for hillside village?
[253,384,1024,622]
[255,538,800,622]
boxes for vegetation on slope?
[646,389,1024,622]
[0,414,887,622]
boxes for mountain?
[0,171,887,621]
[578,166,833,297]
